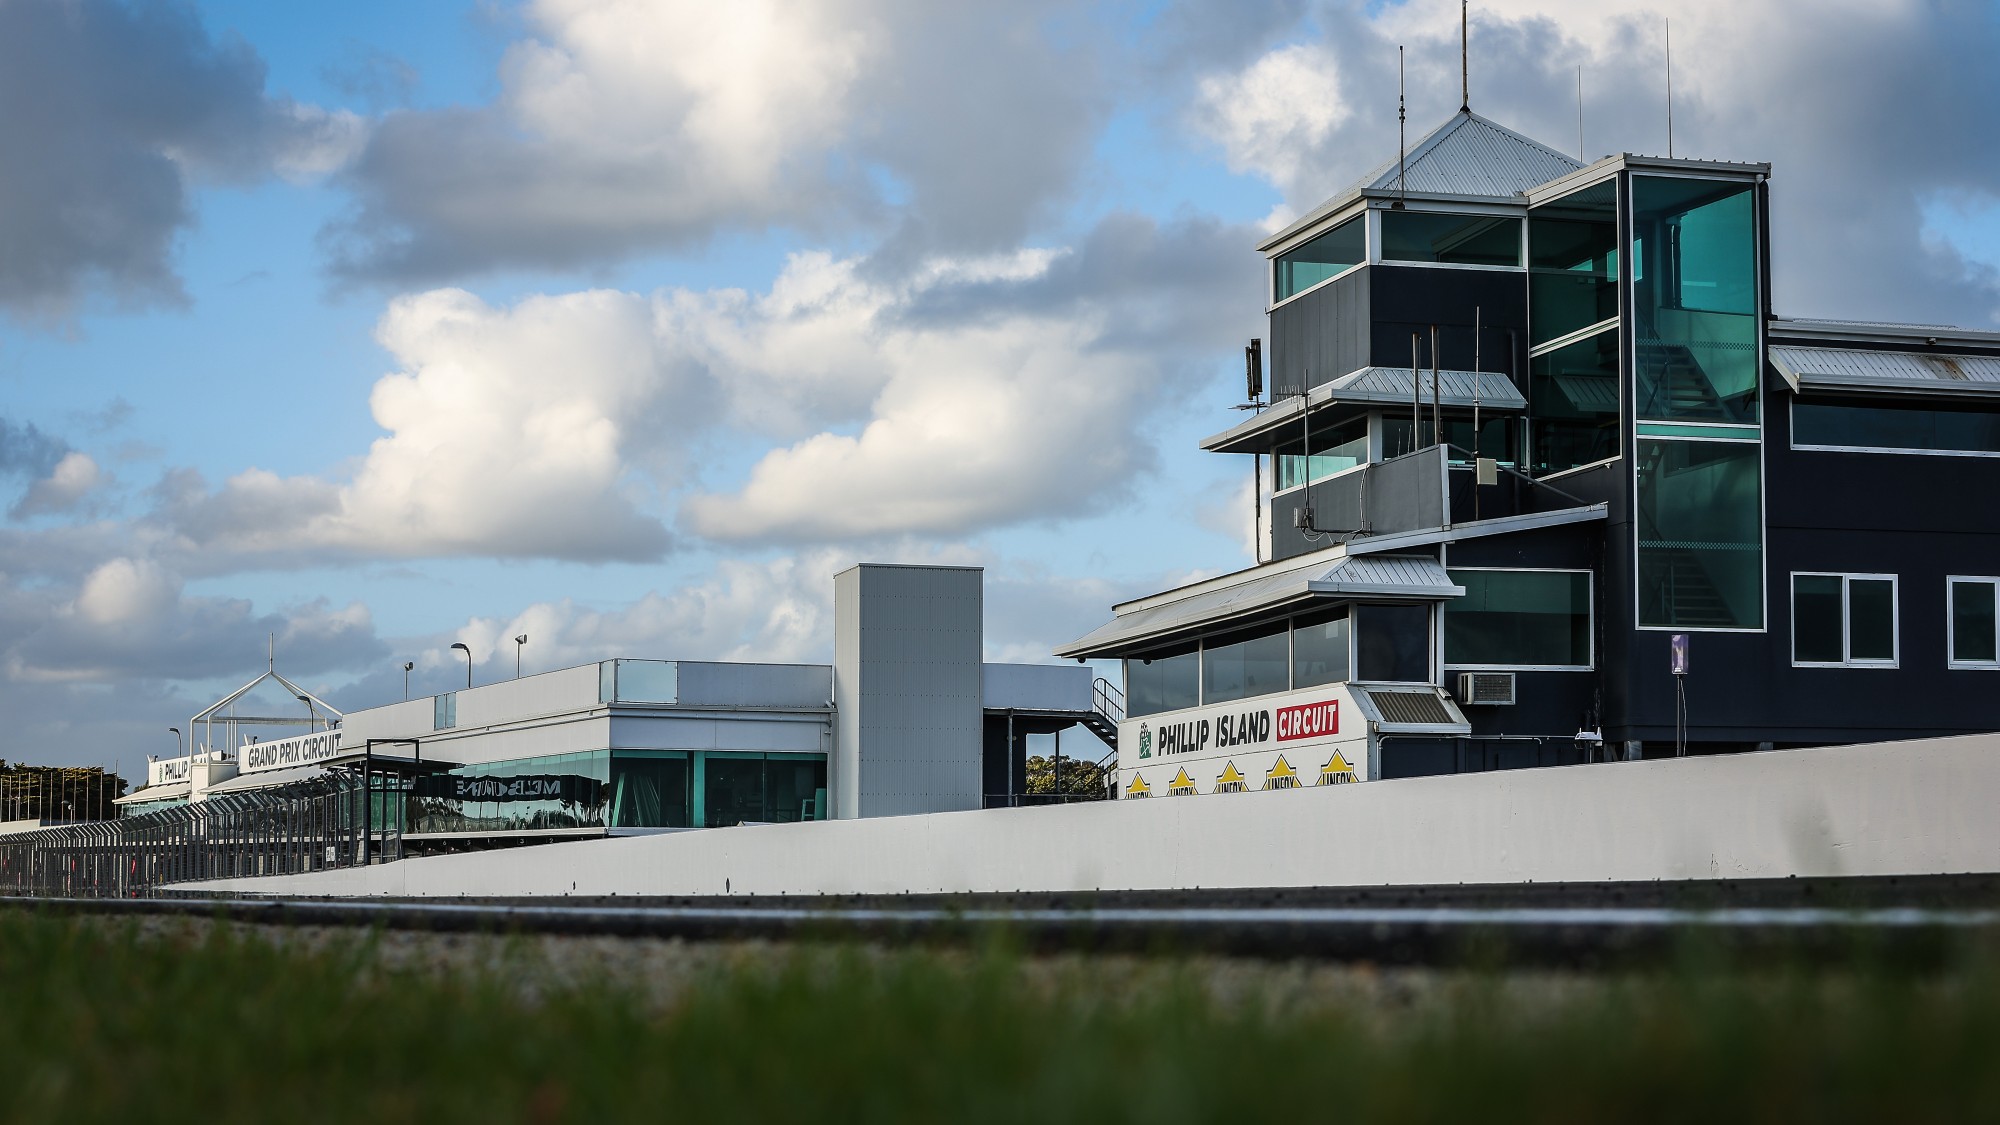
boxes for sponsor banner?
[147,756,193,788]
[242,730,343,774]
[1117,682,1367,797]
[413,773,605,805]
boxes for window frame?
[1948,576,2000,670]
[1268,208,1370,309]
[1790,571,1900,669]
[1442,567,1596,672]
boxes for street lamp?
[297,694,317,733]
[450,642,472,688]
[168,726,183,757]
[402,661,415,701]
[514,634,528,679]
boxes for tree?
[1023,754,1108,800]
[0,762,130,823]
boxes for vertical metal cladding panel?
[834,564,984,819]
[1269,267,1371,394]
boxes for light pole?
[297,694,317,733]
[450,642,472,688]
[402,661,414,701]
[168,726,183,757]
[514,634,528,679]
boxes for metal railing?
[0,772,401,899]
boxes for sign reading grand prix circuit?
[242,730,343,774]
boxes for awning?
[1770,345,2000,399]
[1056,554,1462,659]
[114,782,190,805]
[1205,368,1524,454]
[200,764,329,795]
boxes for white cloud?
[1192,42,1349,200]
[9,451,103,519]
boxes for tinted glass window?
[1125,642,1199,717]
[1292,607,1351,688]
[1630,176,1759,423]
[1635,438,1763,630]
[1274,215,1365,301]
[1445,570,1591,667]
[1528,329,1621,474]
[1355,603,1430,682]
[1529,180,1618,345]
[1202,622,1290,704]
[1792,575,1844,664]
[1848,579,1897,662]
[1953,581,1999,664]
[1794,401,2000,455]
[1275,414,1368,490]
[610,752,691,828]
[1381,211,1521,266]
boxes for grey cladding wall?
[833,564,985,819]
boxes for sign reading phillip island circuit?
[242,730,342,774]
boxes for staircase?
[1658,552,1738,628]
[1636,340,1729,420]
[1080,677,1123,748]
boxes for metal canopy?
[113,781,190,805]
[188,643,346,757]
[1205,368,1524,455]
[1770,345,2000,399]
[1056,554,1462,660]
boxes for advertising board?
[241,730,343,774]
[147,756,193,788]
[1115,682,1370,798]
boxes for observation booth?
[1062,105,2000,795]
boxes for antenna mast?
[1576,65,1585,159]
[1396,46,1407,208]
[1665,18,1675,158]
[1460,1,1470,113]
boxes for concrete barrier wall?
[181,733,2000,898]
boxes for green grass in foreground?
[3,910,1999,1123]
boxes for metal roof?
[200,764,327,795]
[114,782,190,805]
[1205,368,1522,454]
[1262,111,1583,251]
[1770,345,2000,399]
[1055,555,1462,659]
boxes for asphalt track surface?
[10,875,2000,966]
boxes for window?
[433,692,457,730]
[1528,329,1621,475]
[1125,641,1199,717]
[1383,415,1519,464]
[1793,400,2000,457]
[1380,211,1521,267]
[1635,438,1764,630]
[1444,570,1593,669]
[1274,214,1365,302]
[1355,603,1431,683]
[701,753,829,827]
[1292,606,1351,688]
[1950,578,2000,668]
[1529,180,1618,346]
[1792,573,1898,667]
[1275,414,1368,490]
[610,751,691,828]
[1201,622,1290,705]
[1630,176,1759,424]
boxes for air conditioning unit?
[1457,671,1517,706]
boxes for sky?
[3,0,1999,769]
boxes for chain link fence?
[0,771,407,899]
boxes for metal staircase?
[1637,340,1729,420]
[1081,677,1122,747]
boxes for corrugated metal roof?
[1328,367,1527,409]
[200,764,328,795]
[1770,345,2000,398]
[114,782,190,805]
[1264,111,1583,251]
[1204,368,1522,453]
[1056,555,1462,658]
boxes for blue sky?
[2,0,1998,769]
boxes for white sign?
[242,730,343,774]
[1115,682,1370,799]
[147,756,193,788]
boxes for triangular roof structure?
[1260,109,1585,251]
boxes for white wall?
[180,733,2000,898]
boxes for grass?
[2,908,1998,1123]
